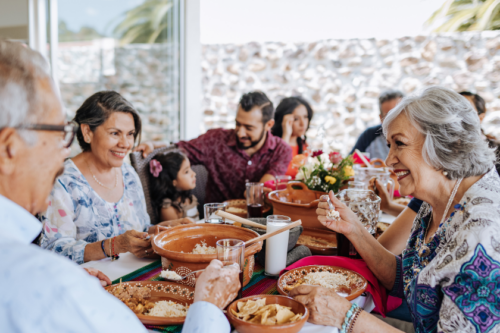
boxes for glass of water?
[204,203,228,224]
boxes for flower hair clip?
[149,159,162,177]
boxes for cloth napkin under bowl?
[280,256,402,317]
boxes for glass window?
[56,0,181,144]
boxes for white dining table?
[82,253,375,333]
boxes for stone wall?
[201,31,500,154]
[58,39,180,143]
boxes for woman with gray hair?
[292,86,500,333]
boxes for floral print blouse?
[39,159,151,264]
[390,168,500,333]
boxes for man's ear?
[264,119,275,132]
[0,128,22,176]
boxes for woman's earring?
[443,170,448,176]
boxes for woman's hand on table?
[193,259,240,309]
[317,191,363,237]
[116,230,153,258]
[290,285,351,328]
[83,267,112,287]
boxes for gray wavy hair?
[382,86,496,180]
[0,39,52,144]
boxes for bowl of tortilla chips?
[227,295,308,333]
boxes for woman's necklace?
[417,177,464,259]
[86,160,119,190]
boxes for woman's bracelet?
[348,307,363,333]
[340,303,359,333]
[100,240,109,258]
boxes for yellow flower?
[344,166,355,177]
[324,176,337,185]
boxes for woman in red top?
[271,97,314,178]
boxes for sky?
[58,0,445,43]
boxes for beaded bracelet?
[348,307,363,333]
[100,240,109,258]
[340,303,359,333]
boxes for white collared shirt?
[0,195,147,333]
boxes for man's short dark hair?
[459,91,486,115]
[239,91,274,124]
[379,90,404,113]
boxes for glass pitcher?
[353,167,395,201]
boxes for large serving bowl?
[268,182,327,230]
[152,224,263,287]
[227,295,309,333]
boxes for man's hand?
[83,267,112,287]
[194,259,240,309]
[133,141,167,158]
[290,285,351,328]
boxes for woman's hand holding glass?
[316,191,363,237]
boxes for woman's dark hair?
[149,151,192,215]
[459,91,486,115]
[271,97,313,154]
[73,91,142,151]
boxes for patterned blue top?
[390,168,500,333]
[39,159,151,264]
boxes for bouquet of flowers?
[296,150,355,193]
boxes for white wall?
[0,0,28,27]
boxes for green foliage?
[114,0,173,45]
[58,21,103,42]
[299,155,354,194]
[427,0,500,32]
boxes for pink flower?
[311,150,323,158]
[149,159,163,177]
[329,152,343,164]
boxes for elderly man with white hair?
[0,40,239,333]
[292,86,500,333]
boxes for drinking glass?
[336,189,381,234]
[204,203,227,224]
[348,181,366,190]
[264,215,291,277]
[246,182,264,218]
[216,239,245,299]
[275,175,292,191]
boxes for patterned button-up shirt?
[177,128,292,203]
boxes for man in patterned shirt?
[138,91,292,203]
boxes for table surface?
[82,252,375,333]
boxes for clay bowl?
[152,224,263,287]
[105,281,194,326]
[268,181,327,230]
[296,228,337,255]
[223,199,271,219]
[227,295,309,333]
[277,265,367,301]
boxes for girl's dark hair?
[149,151,192,215]
[73,91,142,151]
[271,97,313,154]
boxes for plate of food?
[227,295,308,333]
[106,281,194,325]
[296,228,337,255]
[277,265,367,301]
[223,199,271,219]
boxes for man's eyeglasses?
[16,121,78,148]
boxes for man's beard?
[236,129,266,150]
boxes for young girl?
[149,151,199,222]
